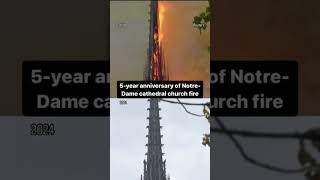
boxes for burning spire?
[141,1,170,180]
[145,1,169,81]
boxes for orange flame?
[158,3,166,43]
[149,1,168,81]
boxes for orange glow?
[158,2,166,43]
[149,1,168,81]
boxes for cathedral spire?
[142,1,169,179]
[142,98,168,180]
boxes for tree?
[193,1,211,52]
[193,6,210,34]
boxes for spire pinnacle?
[141,98,168,180]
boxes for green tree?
[193,2,211,52]
[193,6,210,34]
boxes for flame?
[149,1,168,81]
[158,3,166,43]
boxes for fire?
[158,3,166,43]
[149,1,169,81]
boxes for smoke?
[160,1,210,97]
